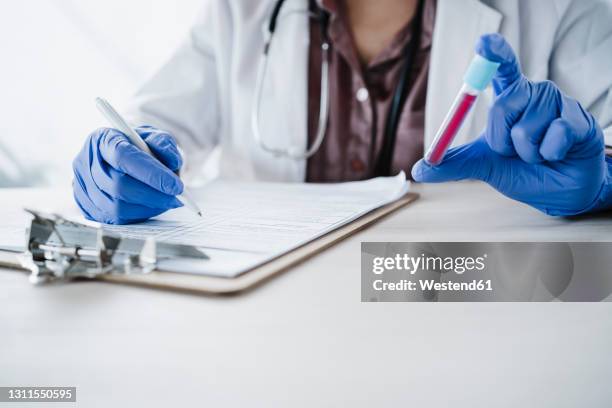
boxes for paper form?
[0,208,29,252]
[105,172,410,277]
[0,173,409,277]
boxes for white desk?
[1,182,611,407]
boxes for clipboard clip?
[19,209,208,285]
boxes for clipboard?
[0,192,418,295]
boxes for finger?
[73,171,167,224]
[104,199,170,224]
[539,118,575,162]
[475,33,522,94]
[412,137,491,183]
[96,129,183,196]
[510,82,560,164]
[485,92,526,157]
[72,162,118,223]
[138,127,183,172]
[559,96,604,160]
[73,174,102,222]
[91,160,183,210]
[477,34,531,157]
[72,148,107,221]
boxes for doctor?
[72,0,612,224]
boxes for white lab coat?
[127,0,612,183]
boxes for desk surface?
[1,182,611,407]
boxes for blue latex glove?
[72,126,184,224]
[412,34,612,216]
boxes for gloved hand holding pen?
[72,126,184,224]
[412,34,612,216]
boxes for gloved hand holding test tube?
[414,34,611,216]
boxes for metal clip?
[19,209,207,285]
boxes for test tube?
[424,55,500,166]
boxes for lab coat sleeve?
[125,1,222,177]
[549,0,612,146]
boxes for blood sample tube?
[424,55,501,166]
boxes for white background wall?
[0,0,203,187]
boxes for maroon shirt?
[306,0,436,182]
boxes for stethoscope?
[252,0,425,176]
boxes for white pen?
[95,97,202,217]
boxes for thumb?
[475,33,522,95]
[412,138,491,183]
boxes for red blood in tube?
[427,92,477,165]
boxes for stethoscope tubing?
[252,0,423,167]
[251,2,331,160]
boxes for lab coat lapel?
[425,0,503,147]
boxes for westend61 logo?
[372,253,487,275]
[368,252,492,294]
[362,242,612,302]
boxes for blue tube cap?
[464,55,501,91]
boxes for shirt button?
[350,158,366,172]
[356,87,369,102]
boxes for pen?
[95,97,202,217]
